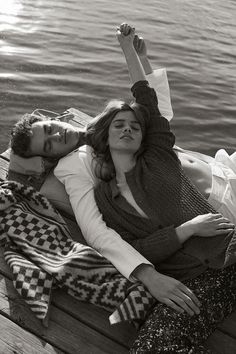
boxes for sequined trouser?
[130,265,236,354]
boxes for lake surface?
[0,0,235,155]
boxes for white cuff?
[146,68,173,121]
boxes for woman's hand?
[176,213,235,244]
[116,23,135,52]
[189,213,235,237]
[132,265,201,316]
[116,22,146,84]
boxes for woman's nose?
[123,125,132,133]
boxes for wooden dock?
[1,121,236,353]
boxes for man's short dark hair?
[10,114,46,157]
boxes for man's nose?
[50,132,61,141]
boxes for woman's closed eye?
[131,125,141,131]
[114,123,124,129]
[113,123,140,131]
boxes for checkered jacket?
[0,181,155,327]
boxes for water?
[0,0,235,155]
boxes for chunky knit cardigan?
[94,80,236,282]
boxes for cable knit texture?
[95,80,236,281]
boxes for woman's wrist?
[121,44,136,59]
[176,221,195,243]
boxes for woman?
[85,23,236,353]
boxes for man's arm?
[54,146,152,280]
[54,25,201,314]
[54,145,201,316]
[133,34,173,121]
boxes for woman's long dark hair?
[85,99,149,181]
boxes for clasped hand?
[116,23,135,49]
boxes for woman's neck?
[111,151,136,182]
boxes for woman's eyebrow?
[113,119,140,124]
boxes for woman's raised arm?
[117,23,146,85]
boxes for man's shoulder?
[65,145,93,160]
[55,145,95,177]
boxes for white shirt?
[55,68,173,280]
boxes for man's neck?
[74,128,87,149]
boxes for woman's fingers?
[217,222,235,229]
[118,23,135,36]
[215,228,234,235]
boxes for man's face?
[29,120,80,158]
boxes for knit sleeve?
[114,224,182,265]
[131,80,176,155]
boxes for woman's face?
[108,110,142,154]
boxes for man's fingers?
[170,295,196,316]
[163,299,184,314]
[133,34,138,44]
[181,286,201,307]
[176,292,200,315]
[139,40,143,52]
[161,285,201,316]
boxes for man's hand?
[132,264,201,316]
[133,34,147,58]
[133,34,153,75]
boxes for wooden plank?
[0,314,64,354]
[1,248,236,352]
[0,248,136,349]
[53,290,137,348]
[0,270,128,354]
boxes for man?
[9,36,236,317]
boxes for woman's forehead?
[113,110,138,122]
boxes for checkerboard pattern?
[0,181,155,326]
[5,246,52,325]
